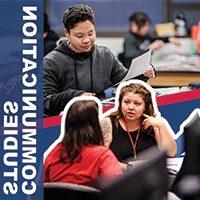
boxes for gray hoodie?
[44,40,147,116]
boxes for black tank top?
[109,116,157,162]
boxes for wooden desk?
[148,71,200,87]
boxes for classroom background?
[44,0,200,88]
[42,1,200,199]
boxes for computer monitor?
[102,146,168,200]
[171,110,200,199]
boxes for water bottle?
[174,12,187,37]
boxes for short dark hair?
[61,100,103,163]
[63,4,95,32]
[129,11,151,30]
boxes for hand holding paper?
[143,64,156,78]
[119,49,153,83]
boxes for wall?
[45,0,164,34]
[96,37,124,56]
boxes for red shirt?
[44,144,122,188]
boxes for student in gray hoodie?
[44,4,155,117]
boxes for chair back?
[44,182,101,200]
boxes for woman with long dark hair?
[44,98,122,188]
[101,81,177,164]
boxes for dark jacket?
[44,40,148,116]
[121,31,169,68]
[44,30,59,56]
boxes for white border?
[43,96,102,161]
[173,108,200,140]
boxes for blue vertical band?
[0,1,43,199]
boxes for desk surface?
[148,71,200,87]
[150,40,200,87]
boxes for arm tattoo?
[100,117,112,147]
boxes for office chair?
[44,182,101,200]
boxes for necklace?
[124,122,140,159]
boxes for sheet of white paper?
[119,49,152,83]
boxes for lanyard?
[124,122,140,159]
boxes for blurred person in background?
[44,12,59,56]
[119,11,179,68]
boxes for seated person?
[100,80,177,164]
[44,12,59,56]
[119,11,179,68]
[44,5,155,117]
[44,97,123,188]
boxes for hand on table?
[149,39,164,51]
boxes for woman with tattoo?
[100,81,177,165]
